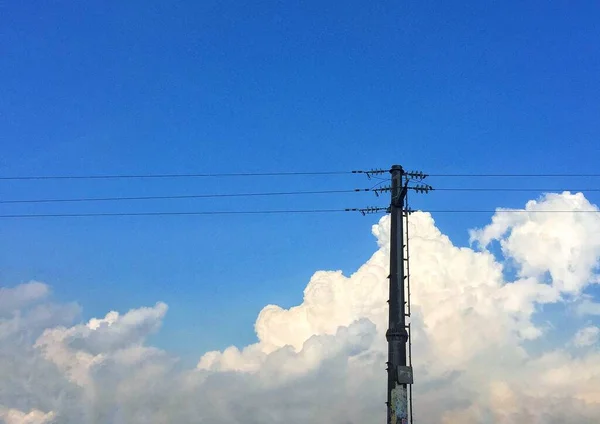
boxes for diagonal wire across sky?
[1,168,598,218]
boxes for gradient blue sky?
[1,1,599,363]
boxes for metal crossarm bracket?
[405,170,429,180]
[352,168,388,179]
[411,184,434,194]
[345,207,388,216]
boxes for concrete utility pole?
[349,165,431,423]
[386,165,412,424]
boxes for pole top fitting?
[390,165,404,174]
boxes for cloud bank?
[1,192,599,423]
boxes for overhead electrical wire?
[2,187,598,205]
[420,210,600,213]
[0,189,367,205]
[0,171,352,181]
[2,168,599,218]
[3,170,600,181]
[429,173,600,178]
[0,209,348,218]
[0,209,599,219]
[433,187,600,192]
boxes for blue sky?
[1,1,600,364]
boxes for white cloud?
[0,281,49,315]
[0,407,56,424]
[577,298,600,316]
[34,302,168,388]
[0,192,600,423]
[469,192,600,293]
[573,326,600,347]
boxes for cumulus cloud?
[0,281,49,315]
[469,192,600,293]
[0,407,56,424]
[0,192,600,423]
[34,302,169,388]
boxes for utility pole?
[349,165,432,424]
[386,165,412,424]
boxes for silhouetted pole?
[386,165,412,424]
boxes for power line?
[3,187,599,205]
[0,171,353,181]
[422,209,600,213]
[4,170,600,181]
[430,174,600,178]
[0,209,599,219]
[0,209,348,218]
[0,189,367,205]
[434,188,600,192]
